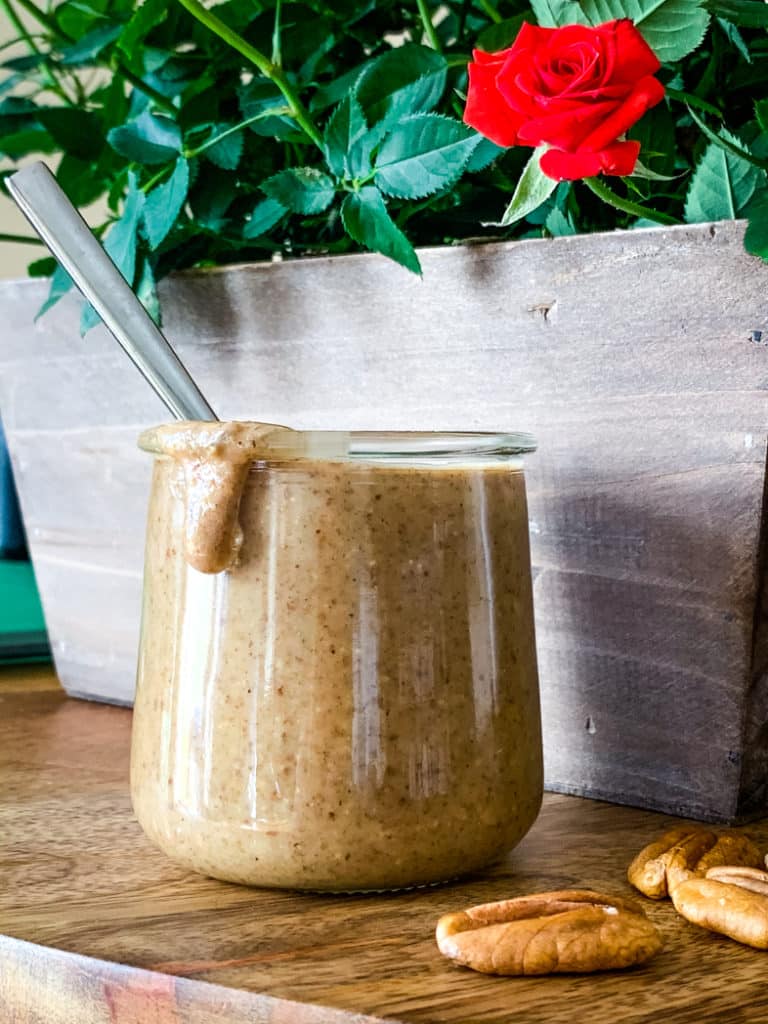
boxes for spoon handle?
[6,162,217,422]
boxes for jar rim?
[138,423,537,461]
[348,432,536,456]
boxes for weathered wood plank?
[1,220,767,819]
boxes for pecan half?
[671,866,768,949]
[435,890,663,975]
[627,827,763,899]
[705,866,768,896]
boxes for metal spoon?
[6,161,217,422]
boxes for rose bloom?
[464,19,665,181]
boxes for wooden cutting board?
[2,664,768,1024]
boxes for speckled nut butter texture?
[131,424,543,891]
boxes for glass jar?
[131,425,542,891]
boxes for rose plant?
[0,0,765,329]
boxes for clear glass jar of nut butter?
[130,424,543,891]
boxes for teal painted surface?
[0,560,50,663]
[0,419,24,558]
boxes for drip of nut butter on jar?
[138,421,299,574]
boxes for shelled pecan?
[671,866,768,949]
[435,890,663,975]
[627,827,763,899]
[706,865,768,896]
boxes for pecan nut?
[435,890,663,975]
[627,827,763,899]
[706,865,768,896]
[671,866,768,949]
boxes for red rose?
[464,19,665,181]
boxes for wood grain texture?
[1,221,768,816]
[3,667,768,1024]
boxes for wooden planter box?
[2,220,766,823]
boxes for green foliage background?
[0,0,766,328]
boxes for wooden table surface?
[3,665,768,1024]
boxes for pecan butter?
[130,426,543,890]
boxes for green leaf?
[744,191,768,260]
[215,0,264,29]
[525,179,568,224]
[717,16,751,60]
[57,1,108,40]
[107,110,181,164]
[704,0,768,25]
[82,175,146,335]
[37,108,102,162]
[117,0,168,72]
[757,101,768,135]
[310,61,368,113]
[0,97,37,117]
[530,0,586,26]
[189,172,235,231]
[262,168,336,214]
[136,255,161,325]
[341,186,421,274]
[143,157,189,248]
[685,131,765,223]
[0,73,23,98]
[466,137,504,173]
[79,303,101,336]
[631,217,664,229]
[0,128,55,159]
[348,122,390,177]
[94,71,130,130]
[374,114,480,199]
[56,154,106,208]
[105,177,145,283]
[0,111,37,142]
[630,160,680,181]
[545,207,576,236]
[687,106,768,171]
[36,263,74,321]
[2,54,48,72]
[324,95,368,178]
[297,27,337,82]
[238,80,297,139]
[496,147,557,227]
[59,24,123,64]
[477,14,526,49]
[576,0,709,61]
[628,104,677,178]
[751,135,768,163]
[27,257,57,278]
[243,197,287,239]
[354,44,447,130]
[202,124,243,170]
